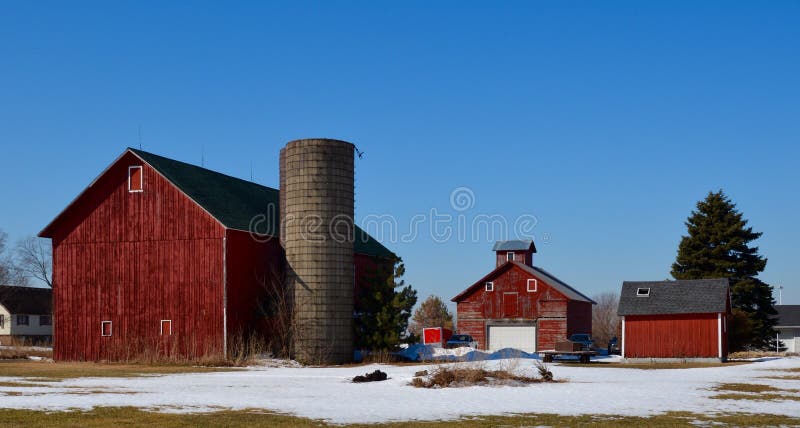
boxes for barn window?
[507,252,514,261]
[160,320,172,336]
[128,166,143,192]
[485,281,494,291]
[16,315,29,326]
[39,315,52,326]
[527,278,538,292]
[101,321,113,337]
[636,288,650,297]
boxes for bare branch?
[591,291,620,348]
[15,236,52,287]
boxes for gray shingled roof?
[775,305,800,327]
[492,240,536,252]
[617,279,729,316]
[0,285,52,315]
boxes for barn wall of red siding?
[566,301,592,336]
[455,264,584,351]
[624,313,722,358]
[224,230,283,341]
[495,251,533,267]
[49,152,226,361]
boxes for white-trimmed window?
[160,320,172,336]
[506,252,515,261]
[527,278,538,292]
[485,281,494,292]
[16,315,29,326]
[0,314,4,328]
[128,166,143,192]
[636,288,650,297]
[39,315,52,326]
[101,321,113,337]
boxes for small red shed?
[452,240,595,352]
[618,279,731,361]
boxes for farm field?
[1,355,799,426]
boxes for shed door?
[488,325,536,352]
[503,293,518,318]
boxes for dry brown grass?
[710,383,794,393]
[410,362,557,388]
[712,393,800,401]
[728,351,799,359]
[763,374,800,381]
[0,347,52,360]
[0,360,239,380]
[0,408,797,427]
[710,382,800,402]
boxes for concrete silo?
[280,138,355,364]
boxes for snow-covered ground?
[1,356,799,424]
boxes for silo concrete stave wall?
[281,138,355,364]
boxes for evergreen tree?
[671,190,776,349]
[409,295,454,337]
[354,257,418,351]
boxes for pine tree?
[354,257,418,351]
[409,295,454,337]
[671,190,777,350]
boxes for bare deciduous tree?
[0,229,26,286]
[592,292,620,348]
[16,236,52,287]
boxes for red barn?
[39,148,394,361]
[452,241,595,352]
[618,279,731,361]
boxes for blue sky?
[1,2,798,308]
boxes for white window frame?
[39,315,52,326]
[128,166,143,193]
[636,288,650,297]
[506,252,514,262]
[527,278,538,292]
[101,320,113,337]
[485,281,494,292]
[16,315,29,326]
[160,320,172,336]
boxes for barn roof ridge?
[40,147,394,259]
[0,285,52,315]
[492,240,537,252]
[617,279,730,316]
[451,261,594,304]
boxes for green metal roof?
[130,148,395,259]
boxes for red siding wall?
[49,152,226,361]
[455,264,583,351]
[495,251,533,267]
[567,301,592,336]
[224,229,283,342]
[623,313,722,358]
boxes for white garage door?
[488,325,536,353]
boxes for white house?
[776,305,799,353]
[0,285,52,346]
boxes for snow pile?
[398,345,540,362]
